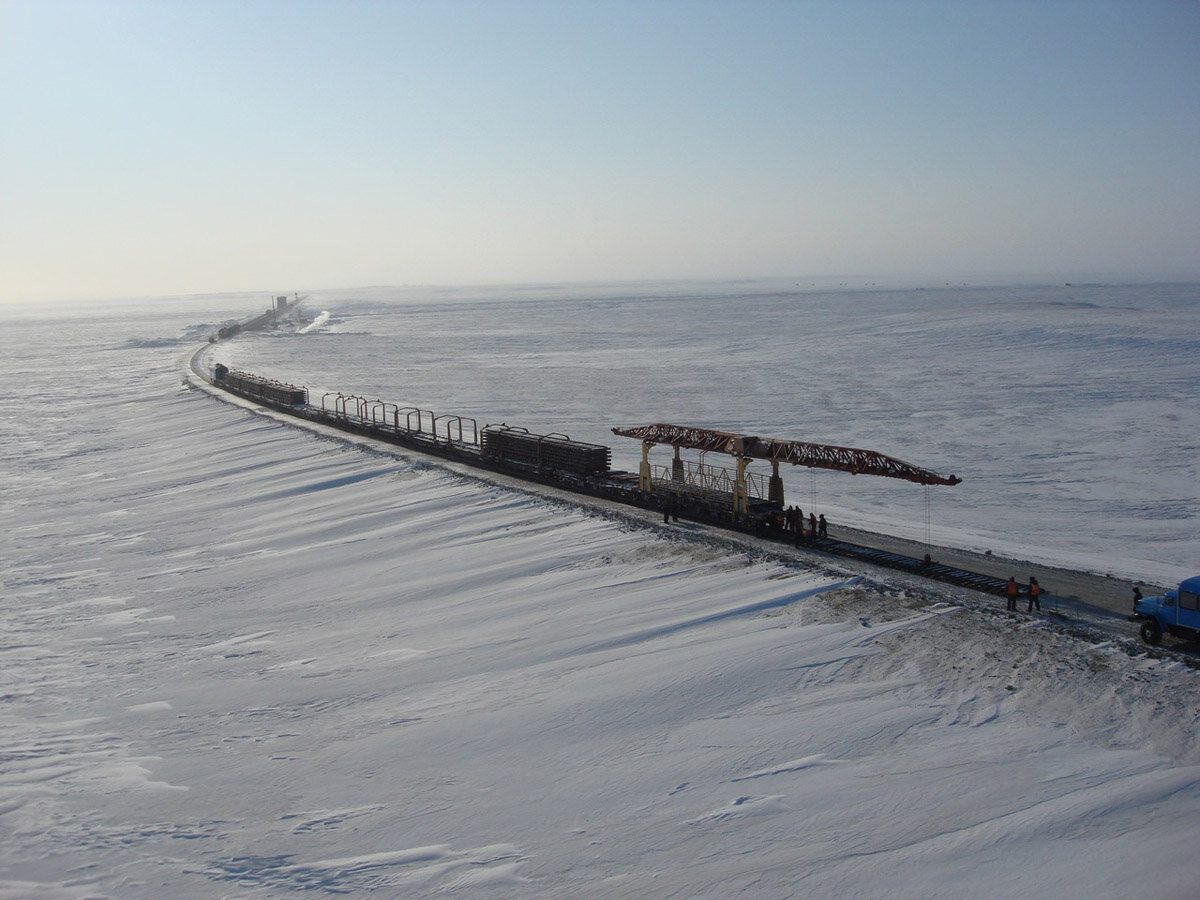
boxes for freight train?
[211,365,680,510]
[205,363,1021,598]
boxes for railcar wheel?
[1140,619,1163,646]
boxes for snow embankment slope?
[3,372,1199,898]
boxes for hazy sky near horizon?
[2,0,1197,304]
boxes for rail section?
[189,346,1041,602]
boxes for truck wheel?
[1140,619,1163,646]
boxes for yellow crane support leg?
[639,440,654,494]
[734,456,750,519]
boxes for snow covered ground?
[212,280,1200,585]
[2,288,1199,898]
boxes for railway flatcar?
[213,365,308,407]
[481,425,612,476]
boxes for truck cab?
[1135,576,1200,645]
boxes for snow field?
[2,343,1198,898]
[2,292,1198,898]
[218,282,1200,583]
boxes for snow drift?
[1,292,1198,898]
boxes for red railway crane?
[611,422,960,516]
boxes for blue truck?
[1134,576,1200,645]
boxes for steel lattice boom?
[611,423,961,486]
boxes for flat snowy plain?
[217,280,1199,584]
[2,284,1198,898]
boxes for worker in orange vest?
[1027,576,1042,612]
[1006,576,1019,611]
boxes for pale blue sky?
[2,0,1197,303]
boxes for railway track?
[189,315,1184,656]
[190,347,1022,603]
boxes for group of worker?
[783,506,827,544]
[1005,575,1042,612]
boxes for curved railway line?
[192,353,1005,589]
[186,304,1192,662]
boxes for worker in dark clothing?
[818,514,827,538]
[808,513,817,541]
[1132,585,1143,612]
[1027,576,1042,612]
[1005,576,1019,611]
